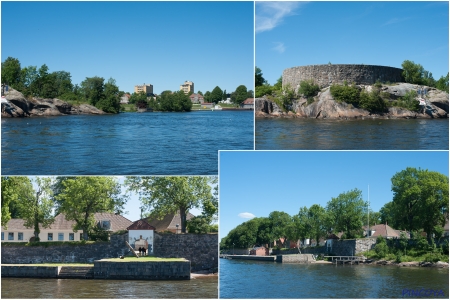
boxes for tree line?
[1,57,123,113]
[198,85,253,105]
[1,176,218,242]
[221,167,448,250]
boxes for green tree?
[126,176,215,233]
[359,89,388,113]
[379,201,396,227]
[220,217,261,249]
[269,211,292,248]
[391,167,448,241]
[222,89,227,101]
[273,76,283,91]
[255,84,273,98]
[197,91,203,96]
[97,78,120,113]
[326,189,366,239]
[186,215,213,234]
[1,177,34,227]
[80,76,105,106]
[129,91,148,105]
[402,60,426,85]
[330,83,361,105]
[17,177,55,242]
[210,86,223,104]
[55,177,125,240]
[435,73,449,93]
[399,232,408,255]
[374,235,388,258]
[255,66,266,87]
[203,91,211,102]
[1,57,21,87]
[308,204,328,246]
[232,85,249,105]
[256,217,273,247]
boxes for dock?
[324,256,366,265]
[219,254,275,261]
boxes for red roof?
[127,219,156,231]
[242,98,254,104]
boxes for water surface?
[2,111,253,175]
[1,277,217,298]
[255,118,449,150]
[220,259,449,298]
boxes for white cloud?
[238,212,256,219]
[273,42,286,53]
[381,17,410,27]
[256,2,306,33]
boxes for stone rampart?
[154,233,218,272]
[93,260,190,280]
[1,265,60,278]
[1,234,129,264]
[283,64,404,89]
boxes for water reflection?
[2,277,218,299]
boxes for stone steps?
[58,267,94,279]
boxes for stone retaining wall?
[154,233,218,272]
[283,64,403,89]
[1,265,60,278]
[1,234,129,264]
[93,260,190,280]
[276,254,315,263]
[221,248,251,255]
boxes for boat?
[212,105,222,111]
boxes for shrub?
[255,84,273,98]
[374,236,389,258]
[392,90,420,112]
[298,80,320,98]
[330,84,360,105]
[374,80,382,88]
[359,90,388,113]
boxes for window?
[101,220,111,230]
[1,232,4,240]
[18,232,23,241]
[69,233,74,241]
[48,233,53,241]
[58,233,64,241]
[8,232,14,240]
[80,233,83,240]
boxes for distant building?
[180,81,194,94]
[250,246,269,256]
[1,213,132,242]
[134,83,154,96]
[127,218,156,254]
[240,98,254,109]
[120,93,130,104]
[189,93,204,104]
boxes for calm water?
[255,118,449,150]
[1,277,217,298]
[1,111,253,175]
[220,259,449,298]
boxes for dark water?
[1,111,253,175]
[1,277,217,298]
[219,259,449,298]
[255,118,449,150]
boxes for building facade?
[180,81,194,94]
[134,83,154,96]
[189,93,204,104]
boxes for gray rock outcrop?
[2,89,106,117]
[256,83,449,119]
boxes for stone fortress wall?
[282,64,404,89]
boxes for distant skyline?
[219,151,449,239]
[256,1,449,85]
[1,1,254,94]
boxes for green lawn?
[99,256,187,262]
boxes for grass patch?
[99,256,187,262]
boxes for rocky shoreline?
[315,259,449,268]
[1,89,106,118]
[256,83,449,119]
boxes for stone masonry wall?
[154,233,218,272]
[1,234,129,264]
[1,266,60,278]
[93,261,190,280]
[283,64,404,89]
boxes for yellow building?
[134,83,153,96]
[180,81,194,94]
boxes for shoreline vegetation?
[2,57,253,116]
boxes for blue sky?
[256,1,449,85]
[219,151,449,239]
[1,1,253,94]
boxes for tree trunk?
[180,208,187,233]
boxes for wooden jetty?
[324,256,366,265]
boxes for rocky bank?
[256,83,449,119]
[1,89,106,117]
